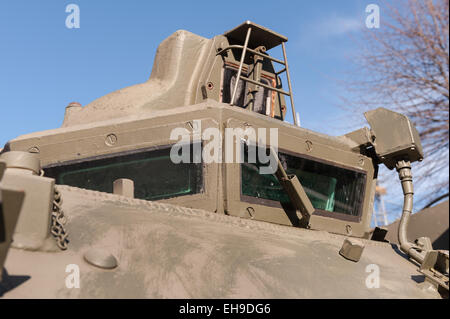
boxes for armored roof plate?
[223,21,288,50]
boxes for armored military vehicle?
[0,21,448,298]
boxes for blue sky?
[0,0,370,142]
[1,1,418,223]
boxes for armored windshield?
[241,150,366,218]
[44,144,203,201]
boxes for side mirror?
[364,107,424,169]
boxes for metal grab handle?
[239,76,290,96]
[216,45,286,65]
[231,27,252,106]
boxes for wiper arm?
[269,147,315,227]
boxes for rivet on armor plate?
[28,146,40,154]
[105,134,118,146]
[246,207,255,219]
[346,224,352,235]
[305,140,313,152]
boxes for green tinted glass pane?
[45,145,203,201]
[241,151,365,216]
[295,170,336,211]
[242,163,287,202]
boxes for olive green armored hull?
[2,186,440,298]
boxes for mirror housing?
[364,107,424,169]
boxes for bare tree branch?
[343,0,449,207]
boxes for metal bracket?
[418,250,449,292]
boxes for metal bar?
[217,45,286,65]
[239,76,290,96]
[269,147,314,224]
[380,195,388,226]
[281,42,298,126]
[230,28,252,106]
[276,68,286,75]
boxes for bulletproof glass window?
[241,150,366,217]
[44,144,203,201]
[221,66,271,115]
